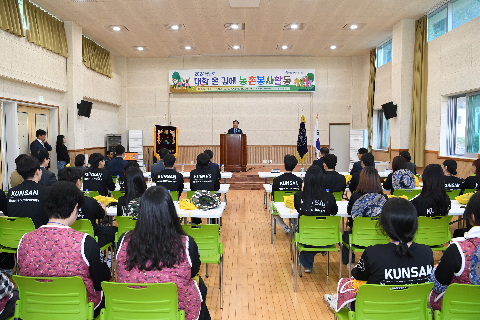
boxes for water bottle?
[148,173,152,187]
[115,175,120,190]
[181,164,184,174]
[85,189,90,197]
[221,164,224,173]
[142,163,146,173]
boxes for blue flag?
[296,115,308,163]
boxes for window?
[428,0,480,42]
[17,0,27,30]
[447,92,480,157]
[376,40,392,68]
[374,110,389,150]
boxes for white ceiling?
[33,0,443,58]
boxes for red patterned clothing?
[430,226,480,310]
[116,233,202,320]
[0,273,13,315]
[17,225,111,309]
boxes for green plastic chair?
[294,215,341,292]
[446,189,461,200]
[271,190,297,244]
[462,188,477,195]
[170,191,179,201]
[99,282,184,320]
[111,190,124,200]
[335,282,434,320]
[0,217,35,274]
[414,216,452,251]
[332,191,344,201]
[71,219,113,252]
[342,217,390,277]
[393,188,422,199]
[13,275,94,320]
[182,224,223,309]
[83,190,100,198]
[114,216,137,242]
[434,283,480,320]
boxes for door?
[329,124,350,172]
[17,106,50,155]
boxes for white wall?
[373,62,392,110]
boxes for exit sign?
[39,96,44,103]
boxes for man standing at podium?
[227,120,242,134]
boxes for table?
[183,183,230,204]
[144,171,233,183]
[338,171,390,178]
[263,184,272,209]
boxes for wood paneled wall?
[67,147,106,166]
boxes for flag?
[296,114,308,164]
[314,114,320,159]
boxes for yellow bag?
[179,199,198,210]
[387,194,409,200]
[415,175,420,187]
[93,195,117,205]
[345,175,352,184]
[284,195,295,209]
[456,192,475,205]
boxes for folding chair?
[393,188,421,200]
[114,216,137,242]
[110,191,124,200]
[271,190,297,244]
[434,283,480,320]
[414,216,452,251]
[0,217,35,274]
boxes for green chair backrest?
[13,275,94,320]
[100,282,184,320]
[83,190,100,198]
[332,191,343,201]
[71,219,95,239]
[414,216,452,247]
[393,189,422,199]
[182,224,220,262]
[111,191,124,200]
[273,190,297,202]
[350,217,389,247]
[170,191,179,201]
[0,217,35,249]
[446,189,461,200]
[463,189,477,194]
[352,283,433,320]
[112,177,117,184]
[438,283,480,320]
[297,215,341,247]
[116,216,137,236]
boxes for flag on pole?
[314,114,320,159]
[296,114,308,164]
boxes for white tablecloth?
[183,183,230,193]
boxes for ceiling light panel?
[324,45,344,50]
[224,23,245,30]
[277,45,292,50]
[132,46,148,51]
[106,25,128,32]
[228,44,244,50]
[342,23,367,31]
[180,45,196,50]
[283,23,306,30]
[164,24,186,31]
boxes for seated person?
[32,149,57,186]
[411,164,450,217]
[58,168,117,248]
[312,147,329,173]
[272,155,303,233]
[443,159,463,189]
[106,145,128,177]
[83,153,115,196]
[325,198,434,311]
[196,149,220,178]
[116,187,210,320]
[349,153,374,193]
[7,156,48,228]
[10,154,28,188]
[17,182,111,318]
[151,148,176,176]
[0,273,18,320]
[350,148,368,176]
[155,154,184,196]
[322,154,346,193]
[227,119,242,134]
[294,166,338,273]
[460,159,480,193]
[104,150,114,165]
[344,167,388,266]
[399,150,416,175]
[382,155,415,193]
[74,154,87,173]
[117,167,147,217]
[118,161,140,192]
[429,191,480,311]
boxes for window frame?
[376,39,392,68]
[373,109,389,151]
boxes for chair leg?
[271,214,274,244]
[13,254,18,275]
[220,254,223,309]
[274,218,276,234]
[339,246,342,279]
[327,251,329,276]
[348,247,352,278]
[206,264,209,278]
[295,243,298,292]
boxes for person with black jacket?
[29,129,52,154]
[32,149,57,186]
[7,156,48,228]
[58,168,117,248]
[322,154,346,193]
[117,167,147,217]
[196,149,220,178]
[106,145,128,177]
[312,147,329,173]
[151,148,176,176]
[294,166,337,273]
[155,154,184,195]
[349,153,374,193]
[411,164,451,217]
[83,153,115,196]
[459,159,480,193]
[74,154,88,173]
[56,135,70,170]
[399,150,416,174]
[443,160,463,189]
[350,148,368,176]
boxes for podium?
[220,134,247,172]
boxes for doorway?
[329,123,350,172]
[17,105,50,155]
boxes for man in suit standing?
[227,120,242,134]
[32,149,57,186]
[30,129,52,155]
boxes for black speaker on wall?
[382,101,397,120]
[77,100,93,118]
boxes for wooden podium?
[220,134,247,172]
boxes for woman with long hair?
[459,159,480,192]
[443,159,463,189]
[411,164,451,217]
[55,135,70,170]
[383,156,416,192]
[294,165,338,273]
[116,187,210,320]
[116,167,147,217]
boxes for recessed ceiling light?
[281,45,289,50]
[184,46,191,50]
[137,47,144,51]
[112,26,121,31]
[330,45,337,50]
[231,24,239,29]
[232,45,240,50]
[171,25,179,30]
[291,24,298,29]
[224,23,245,30]
[350,24,358,30]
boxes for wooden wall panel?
[371,150,389,162]
[67,147,107,166]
